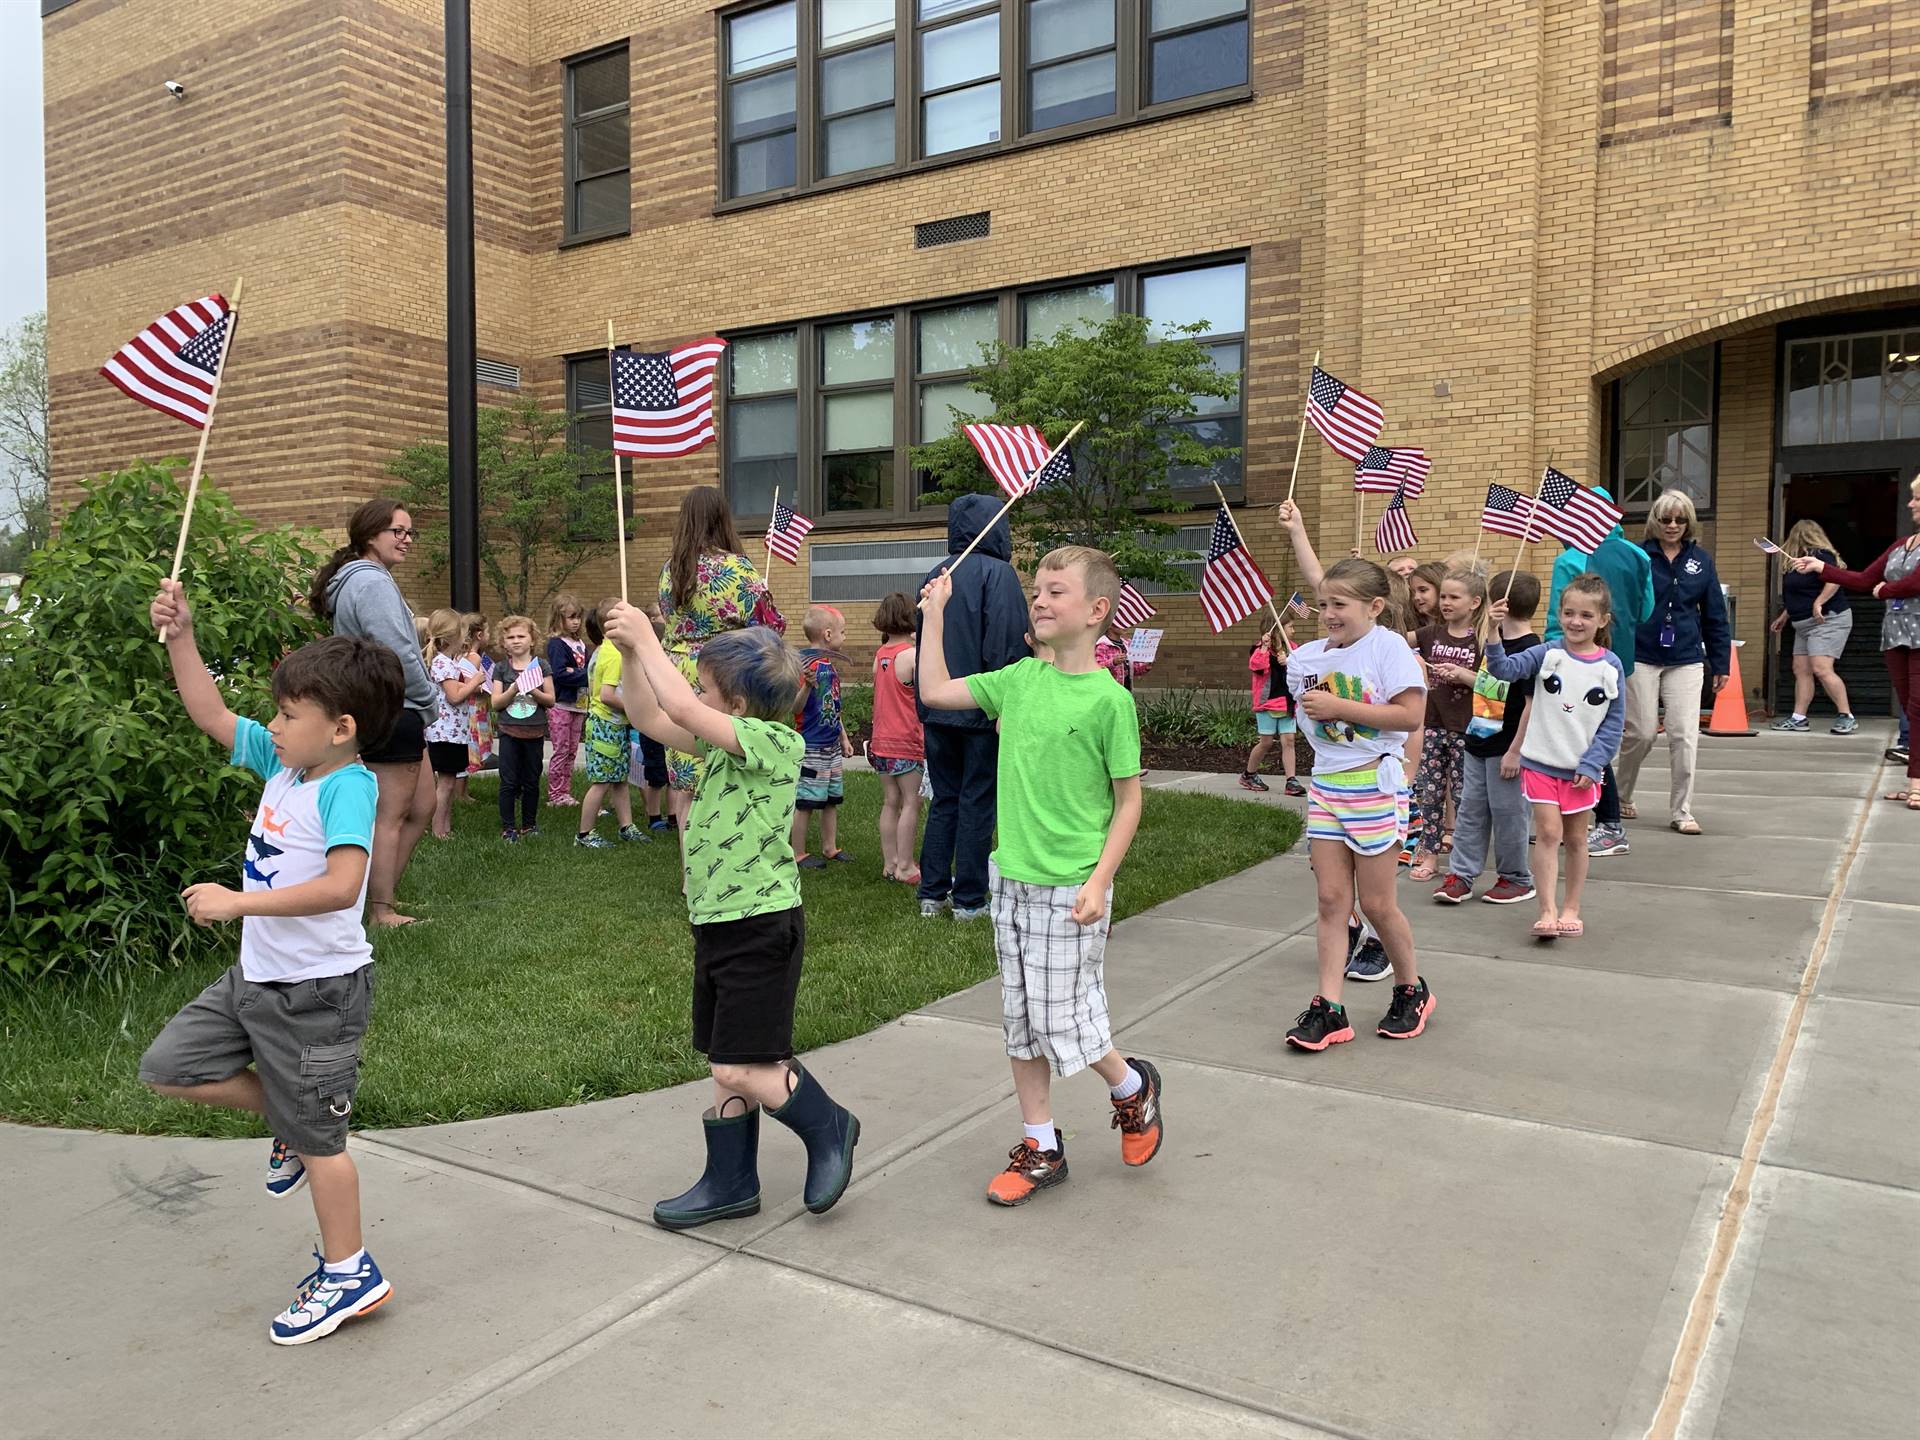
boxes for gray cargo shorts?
[138,963,374,1156]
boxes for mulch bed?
[1141,741,1253,774]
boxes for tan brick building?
[41,0,1920,707]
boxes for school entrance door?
[1770,471,1900,718]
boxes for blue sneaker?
[649,816,671,831]
[269,1251,392,1346]
[1344,939,1392,982]
[265,1138,307,1198]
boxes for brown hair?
[546,592,584,637]
[1491,569,1541,621]
[308,498,405,619]
[668,486,746,608]
[1322,557,1401,633]
[1037,545,1122,620]
[1409,561,1447,621]
[1561,572,1616,649]
[273,635,405,753]
[872,592,915,638]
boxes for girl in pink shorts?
[1484,575,1627,940]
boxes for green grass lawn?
[1,773,1299,1137]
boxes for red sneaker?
[1109,1059,1163,1166]
[985,1137,1069,1206]
[1480,877,1537,905]
[1432,875,1472,904]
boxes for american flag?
[1282,590,1309,618]
[763,500,814,564]
[1353,446,1430,497]
[963,422,1055,499]
[1113,581,1157,631]
[1305,366,1386,463]
[1374,482,1419,555]
[1480,482,1536,539]
[611,338,726,457]
[1532,466,1622,553]
[99,295,233,429]
[1199,505,1274,634]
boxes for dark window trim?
[563,42,633,245]
[1607,340,1720,520]
[564,349,635,536]
[713,0,1250,210]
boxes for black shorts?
[363,707,428,766]
[427,740,469,777]
[691,905,805,1065]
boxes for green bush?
[0,462,327,979]
[840,681,874,737]
[1135,689,1257,749]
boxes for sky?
[0,5,46,335]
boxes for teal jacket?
[1542,489,1655,677]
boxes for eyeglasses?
[387,526,419,541]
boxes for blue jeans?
[1448,752,1533,887]
[919,725,999,910]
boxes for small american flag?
[963,422,1054,499]
[99,295,233,429]
[1305,366,1386,463]
[1374,482,1419,555]
[764,500,815,564]
[1353,446,1430,497]
[1283,590,1309,618]
[1199,505,1274,634]
[611,339,726,457]
[1113,581,1157,631]
[1480,483,1536,539]
[1533,466,1622,553]
[1753,536,1784,556]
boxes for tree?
[0,311,50,572]
[387,397,618,616]
[910,312,1241,588]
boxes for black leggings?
[497,733,543,830]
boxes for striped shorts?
[1307,766,1410,856]
[989,863,1114,1078]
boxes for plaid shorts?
[989,862,1114,1077]
[797,746,845,809]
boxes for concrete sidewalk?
[9,728,1917,1439]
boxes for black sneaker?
[1284,777,1307,796]
[1239,772,1270,792]
[1377,978,1435,1039]
[1888,745,1910,765]
[618,824,651,843]
[1285,997,1356,1051]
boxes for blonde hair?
[1784,520,1842,567]
[424,607,465,659]
[497,614,541,650]
[1442,567,1491,648]
[547,592,584,636]
[1644,490,1700,544]
[1037,545,1122,619]
[802,604,845,643]
[1444,548,1488,579]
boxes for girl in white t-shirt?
[423,607,485,840]
[1277,502,1437,1053]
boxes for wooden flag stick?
[1355,492,1367,553]
[1499,454,1554,606]
[159,275,244,642]
[1211,478,1290,639]
[931,420,1087,592]
[1470,525,1486,567]
[607,321,629,605]
[762,485,779,581]
[1282,348,1321,506]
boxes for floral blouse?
[658,551,786,656]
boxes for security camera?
[163,80,186,99]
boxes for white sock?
[1792,713,1807,723]
[1023,1121,1058,1152]
[1109,1065,1143,1101]
[323,1248,366,1276]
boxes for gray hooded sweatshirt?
[326,558,438,715]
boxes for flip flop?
[1619,804,1637,820]
[1530,918,1561,941]
[1556,918,1585,938]
[1883,790,1916,804]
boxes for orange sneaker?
[985,1137,1069,1206]
[1109,1059,1163,1167]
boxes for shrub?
[840,681,874,738]
[1135,689,1257,749]
[0,462,327,979]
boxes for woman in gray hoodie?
[309,499,439,926]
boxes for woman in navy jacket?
[1614,490,1731,835]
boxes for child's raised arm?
[603,602,741,758]
[150,581,237,751]
[915,572,977,711]
[1276,502,1326,591]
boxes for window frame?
[1137,254,1249,498]
[564,350,633,537]
[1608,342,1720,520]
[561,43,632,247]
[723,330,804,526]
[713,0,1251,209]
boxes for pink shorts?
[1521,768,1599,816]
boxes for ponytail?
[308,498,403,620]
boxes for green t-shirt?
[587,641,623,725]
[684,716,805,925]
[965,658,1142,887]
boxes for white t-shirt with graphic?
[1285,623,1427,783]
[231,718,377,982]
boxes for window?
[1783,327,1920,447]
[717,0,1249,201]
[726,332,800,517]
[565,354,628,532]
[821,318,898,512]
[1611,345,1716,513]
[1143,258,1245,491]
[809,536,954,602]
[564,47,630,241]
[915,301,997,495]
[1020,281,1114,342]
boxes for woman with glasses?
[309,499,439,925]
[1613,490,1732,836]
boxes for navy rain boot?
[653,1104,762,1231]
[768,1061,861,1214]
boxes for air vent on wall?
[476,357,521,389]
[914,211,990,249]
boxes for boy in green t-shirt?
[605,603,862,1231]
[919,545,1162,1207]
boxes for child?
[488,614,555,842]
[1434,571,1540,906]
[459,613,494,793]
[1408,569,1487,879]
[792,604,856,868]
[424,607,485,840]
[1485,574,1626,939]
[633,604,673,829]
[1241,622,1304,796]
[604,604,861,1229]
[918,546,1162,1207]
[870,592,926,884]
[1276,501,1435,1047]
[1407,562,1445,635]
[142,580,401,1345]
[575,600,650,848]
[544,593,590,807]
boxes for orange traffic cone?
[1704,639,1757,737]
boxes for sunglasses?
[386,526,419,541]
